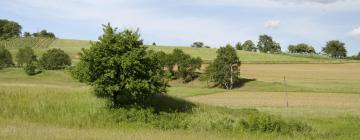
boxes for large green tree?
[72,23,167,105]
[0,19,22,40]
[322,40,347,58]
[0,45,14,69]
[206,45,240,90]
[257,35,281,53]
[288,43,316,54]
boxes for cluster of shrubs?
[110,106,311,135]
[0,45,71,75]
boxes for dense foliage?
[235,42,242,50]
[242,40,257,52]
[288,43,316,54]
[0,19,22,40]
[0,45,14,69]
[32,30,56,38]
[16,47,36,67]
[257,35,281,53]
[322,40,347,58]
[72,23,167,105]
[24,58,41,75]
[206,45,240,90]
[40,48,71,70]
[191,42,204,48]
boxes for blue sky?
[1,0,360,55]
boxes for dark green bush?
[24,59,41,76]
[40,48,71,70]
[16,46,36,67]
[0,45,14,69]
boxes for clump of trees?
[151,49,202,83]
[40,48,71,70]
[0,19,22,40]
[322,40,347,58]
[191,42,210,48]
[204,45,240,90]
[72,23,167,106]
[235,40,257,52]
[0,45,14,69]
[288,43,316,54]
[257,35,281,53]
[16,47,41,75]
[32,30,56,38]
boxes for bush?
[16,46,36,67]
[191,42,204,48]
[40,48,71,70]
[24,59,41,75]
[0,45,14,69]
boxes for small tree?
[191,42,204,48]
[322,40,347,58]
[235,42,242,50]
[23,32,31,37]
[257,35,281,53]
[242,40,257,52]
[40,48,71,70]
[16,47,36,67]
[168,49,202,82]
[72,23,167,105]
[0,45,14,69]
[152,42,156,46]
[206,45,240,90]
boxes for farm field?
[15,39,355,64]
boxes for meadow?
[1,38,360,139]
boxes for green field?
[22,39,356,64]
[1,38,360,139]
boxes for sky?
[1,0,359,55]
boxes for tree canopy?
[288,43,316,54]
[322,40,347,58]
[242,40,257,52]
[0,19,22,40]
[206,45,240,90]
[235,42,242,50]
[0,45,14,69]
[16,47,36,67]
[40,48,71,70]
[72,23,167,105]
[257,35,281,53]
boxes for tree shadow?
[233,78,256,88]
[96,92,195,113]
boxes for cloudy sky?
[1,0,359,55]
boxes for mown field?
[1,38,360,139]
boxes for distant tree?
[322,40,347,58]
[40,48,71,70]
[168,49,202,82]
[206,45,240,90]
[152,42,156,46]
[72,23,167,105]
[0,45,14,69]
[23,32,31,38]
[235,42,242,50]
[257,35,281,53]
[204,45,211,48]
[242,40,257,52]
[33,30,56,38]
[0,19,22,40]
[191,42,204,48]
[16,47,36,67]
[288,43,316,54]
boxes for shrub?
[24,59,41,75]
[191,42,204,48]
[0,45,14,69]
[16,46,36,67]
[40,48,71,70]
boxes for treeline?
[190,35,356,59]
[0,19,56,40]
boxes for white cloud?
[348,27,360,37]
[264,20,280,29]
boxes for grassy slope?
[48,39,354,64]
